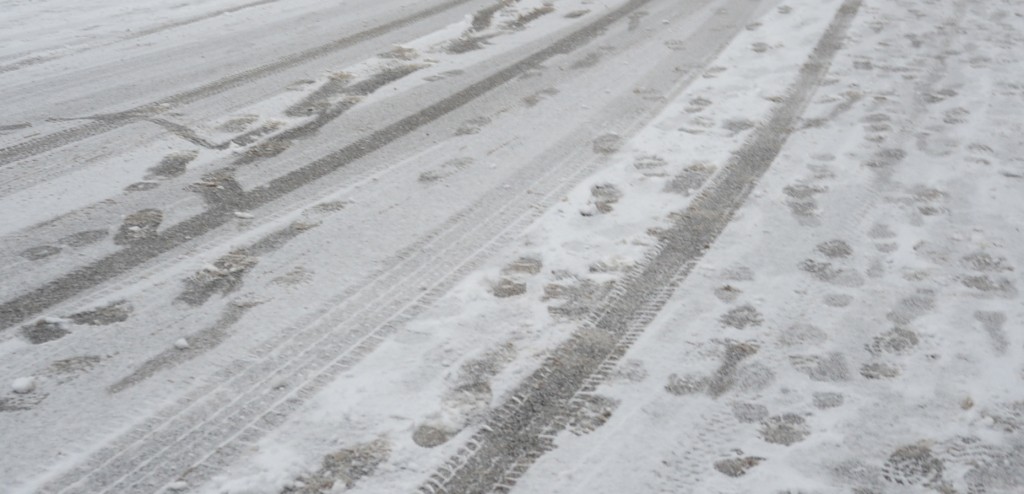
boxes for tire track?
[33,2,669,492]
[1,0,726,398]
[420,1,864,492]
[0,0,650,376]
[0,0,478,167]
[0,0,658,332]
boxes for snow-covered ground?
[1,0,1021,492]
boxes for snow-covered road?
[1,0,1022,493]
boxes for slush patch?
[961,275,1017,297]
[413,425,455,448]
[720,305,764,329]
[455,116,492,135]
[20,245,61,261]
[707,341,759,397]
[543,277,614,320]
[21,318,71,344]
[177,252,258,306]
[759,413,811,446]
[961,252,1014,272]
[285,439,391,493]
[817,239,853,258]
[665,163,715,195]
[522,87,559,107]
[592,133,623,154]
[272,266,313,288]
[715,456,765,477]
[59,229,108,247]
[123,181,159,192]
[570,52,603,70]
[285,72,353,116]
[627,11,648,32]
[469,1,506,32]
[790,353,850,382]
[778,323,828,347]
[568,394,619,435]
[414,344,516,448]
[860,361,900,379]
[114,209,163,245]
[685,97,713,113]
[506,6,555,30]
[782,183,831,198]
[665,373,709,395]
[864,148,907,168]
[867,327,919,355]
[217,115,259,133]
[714,284,742,303]
[731,402,769,423]
[882,444,944,486]
[491,278,526,298]
[48,355,103,376]
[0,392,45,412]
[733,362,776,392]
[589,183,622,213]
[378,46,418,61]
[813,392,845,409]
[110,302,257,393]
[148,150,199,179]
[611,359,648,382]
[419,157,473,182]
[502,257,542,275]
[974,311,1009,353]
[70,300,133,326]
[723,119,755,134]
[824,293,854,307]
[445,34,498,54]
[633,154,667,171]
[800,259,865,287]
[721,266,755,281]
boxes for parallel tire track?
[38,2,661,492]
[4,0,710,389]
[419,0,864,491]
[0,0,478,167]
[0,0,655,331]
